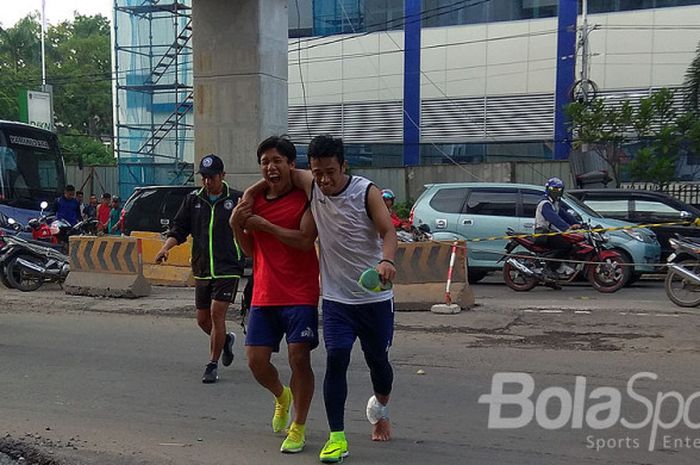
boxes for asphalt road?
[2,280,700,465]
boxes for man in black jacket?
[155,154,245,383]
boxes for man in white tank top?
[238,135,398,463]
[304,136,398,463]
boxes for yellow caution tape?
[467,220,695,243]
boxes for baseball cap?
[197,154,224,176]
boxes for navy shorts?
[245,305,319,352]
[322,299,394,354]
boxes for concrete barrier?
[393,241,475,311]
[130,231,194,287]
[64,236,151,298]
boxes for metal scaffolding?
[113,0,194,200]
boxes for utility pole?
[41,0,46,87]
[579,0,591,103]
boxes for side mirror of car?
[680,210,692,220]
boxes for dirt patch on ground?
[0,437,66,465]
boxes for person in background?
[381,189,409,231]
[107,196,123,235]
[76,191,86,219]
[155,154,245,384]
[53,184,82,226]
[97,193,112,232]
[84,194,98,220]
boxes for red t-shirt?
[97,203,111,226]
[251,188,320,306]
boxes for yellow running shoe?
[272,386,292,433]
[319,432,349,463]
[280,422,306,453]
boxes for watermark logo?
[478,372,700,451]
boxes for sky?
[0,0,113,28]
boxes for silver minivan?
[410,183,661,283]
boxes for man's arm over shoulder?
[291,169,314,199]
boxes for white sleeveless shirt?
[310,175,393,304]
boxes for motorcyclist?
[535,177,581,277]
[381,189,409,230]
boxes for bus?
[0,120,66,226]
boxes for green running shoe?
[272,386,292,433]
[280,422,306,453]
[319,432,349,463]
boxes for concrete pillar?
[192,0,288,188]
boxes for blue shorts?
[322,299,394,353]
[245,305,319,352]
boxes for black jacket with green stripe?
[168,182,245,279]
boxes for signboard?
[18,89,53,132]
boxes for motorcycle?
[397,224,432,243]
[500,224,629,293]
[0,233,70,292]
[664,235,700,307]
[48,217,100,252]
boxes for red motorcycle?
[501,225,629,293]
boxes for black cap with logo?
[197,154,224,176]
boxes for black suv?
[122,185,200,236]
[568,189,700,260]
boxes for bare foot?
[372,418,392,441]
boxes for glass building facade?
[290,0,700,37]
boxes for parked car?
[122,185,200,236]
[410,183,661,283]
[568,189,700,261]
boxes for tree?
[566,97,634,186]
[0,14,41,120]
[685,40,700,114]
[0,13,113,165]
[59,132,115,166]
[567,88,700,187]
[47,14,112,136]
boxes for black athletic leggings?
[324,347,393,432]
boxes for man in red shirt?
[96,193,112,232]
[230,136,319,454]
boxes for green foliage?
[0,13,112,165]
[394,199,414,220]
[567,88,700,187]
[59,133,115,166]
[685,40,700,114]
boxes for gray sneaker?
[222,332,236,367]
[202,362,218,384]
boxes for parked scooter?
[397,224,432,243]
[24,201,99,252]
[501,224,629,293]
[0,234,70,292]
[664,235,700,307]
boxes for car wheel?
[613,250,636,287]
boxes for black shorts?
[195,278,239,310]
